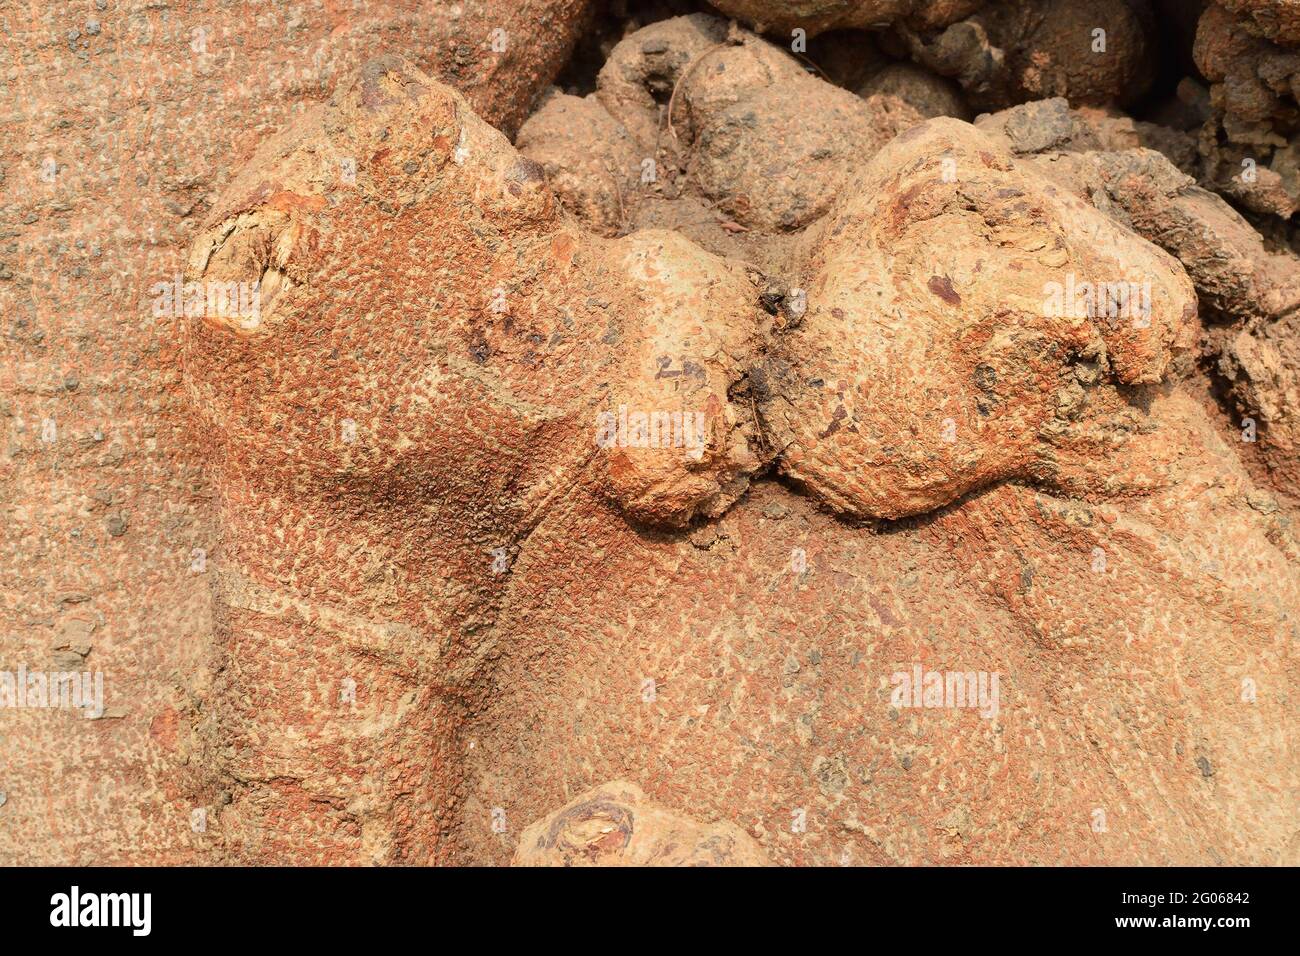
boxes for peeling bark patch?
[928,274,961,305]
[820,404,847,438]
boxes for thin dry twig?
[666,41,727,144]
[790,50,831,83]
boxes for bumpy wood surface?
[0,0,593,865]
[3,2,1298,866]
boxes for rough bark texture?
[0,0,593,866]
[1192,1,1300,217]
[976,96,1300,501]
[3,2,1298,867]
[708,0,986,37]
